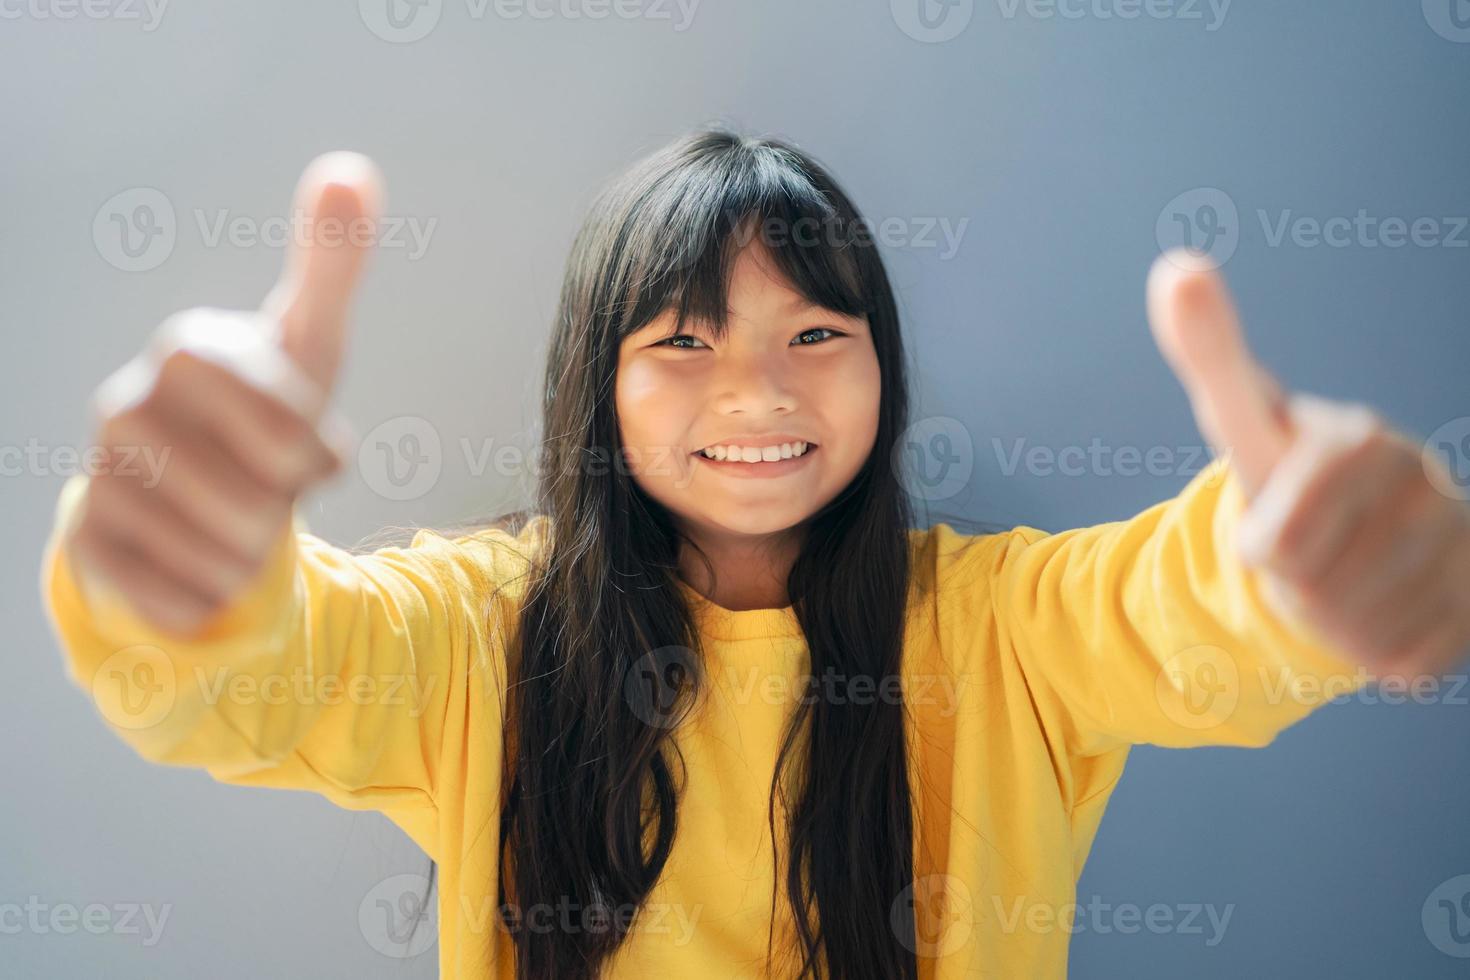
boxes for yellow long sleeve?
[987,454,1372,759]
[39,473,544,861]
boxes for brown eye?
[655,334,709,349]
[793,327,840,345]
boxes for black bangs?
[603,131,875,343]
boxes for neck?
[676,521,807,611]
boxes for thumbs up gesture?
[66,152,383,636]
[1147,248,1470,686]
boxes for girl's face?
[615,239,880,541]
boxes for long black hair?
[434,127,923,978]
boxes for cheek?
[615,360,688,450]
[824,351,882,460]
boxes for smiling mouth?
[693,441,817,463]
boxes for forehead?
[726,236,801,300]
[715,241,859,318]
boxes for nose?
[710,348,798,417]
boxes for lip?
[691,444,818,479]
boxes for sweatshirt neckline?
[675,577,803,642]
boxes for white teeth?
[700,441,810,462]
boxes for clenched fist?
[66,152,383,636]
[1147,248,1470,687]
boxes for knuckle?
[268,438,323,492]
[205,548,257,601]
[257,452,307,495]
[196,578,236,608]
[81,481,129,533]
[217,565,256,603]
[154,344,206,393]
[134,376,173,418]
[71,521,111,570]
[262,415,312,463]
[1273,509,1313,560]
[102,401,152,445]
[1285,575,1326,615]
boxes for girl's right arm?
[39,155,522,854]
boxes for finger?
[1271,423,1420,590]
[144,307,338,430]
[1146,249,1293,498]
[259,151,383,397]
[1353,540,1457,656]
[1378,608,1470,689]
[150,348,343,494]
[1234,393,1380,569]
[71,519,217,635]
[1311,468,1452,612]
[83,474,258,607]
[97,409,285,562]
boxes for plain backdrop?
[4,1,1469,976]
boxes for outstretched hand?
[69,152,382,636]
[1146,248,1470,686]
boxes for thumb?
[1146,248,1294,498]
[260,151,383,403]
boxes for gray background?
[5,1,1469,976]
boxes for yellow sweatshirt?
[39,456,1369,978]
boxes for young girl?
[42,130,1470,979]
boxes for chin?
[683,506,813,539]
